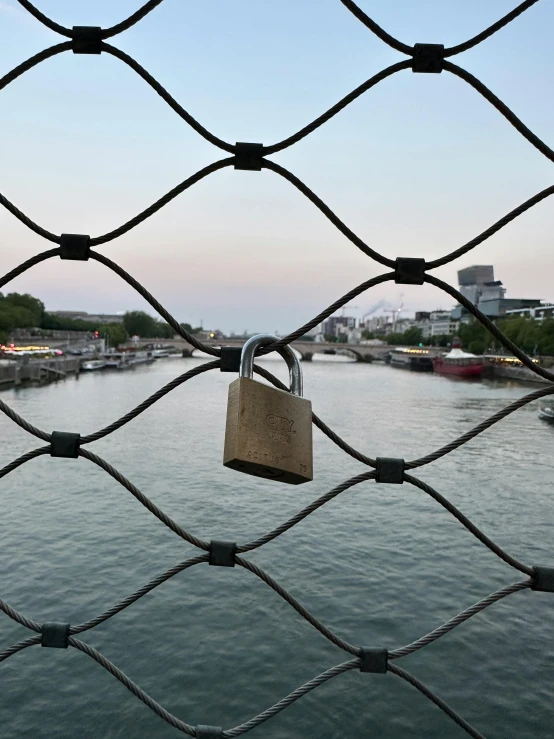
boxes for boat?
[103,352,133,370]
[389,347,434,372]
[81,359,106,371]
[152,348,170,359]
[127,350,154,366]
[538,401,554,422]
[482,354,545,384]
[432,339,484,378]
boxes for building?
[457,265,495,305]
[480,281,505,302]
[422,310,459,339]
[414,311,431,322]
[50,310,125,324]
[452,265,541,320]
[477,298,542,319]
[360,315,390,335]
[322,315,356,338]
[505,303,554,321]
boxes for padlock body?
[223,377,313,484]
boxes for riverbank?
[0,357,81,389]
[2,350,552,393]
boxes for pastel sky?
[0,0,552,334]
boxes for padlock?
[223,334,313,484]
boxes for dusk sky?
[1,0,552,334]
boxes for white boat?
[103,352,133,370]
[81,359,106,371]
[128,350,154,366]
[152,348,170,359]
[538,401,554,421]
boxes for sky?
[0,0,553,334]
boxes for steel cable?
[0,43,71,93]
[0,635,41,662]
[0,447,50,480]
[78,447,210,551]
[340,0,540,61]
[388,663,487,739]
[444,61,554,164]
[15,0,166,40]
[69,638,197,736]
[390,580,531,659]
[0,249,61,289]
[222,660,360,738]
[403,474,533,575]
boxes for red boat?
[432,340,485,378]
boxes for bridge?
[8,335,397,362]
[157,337,394,362]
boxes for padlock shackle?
[239,334,303,396]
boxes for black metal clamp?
[412,44,444,74]
[220,347,243,373]
[50,431,80,459]
[395,257,426,285]
[375,457,404,485]
[531,566,554,593]
[209,540,237,568]
[60,234,90,261]
[360,647,388,673]
[234,142,264,171]
[42,622,70,649]
[72,27,103,55]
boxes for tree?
[434,334,452,348]
[0,292,45,341]
[497,316,539,355]
[0,305,37,330]
[4,293,44,326]
[41,312,97,332]
[180,322,203,335]
[361,330,375,340]
[458,320,490,355]
[157,322,174,339]
[538,318,554,356]
[123,311,160,338]
[385,327,422,346]
[103,323,127,348]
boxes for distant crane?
[360,299,390,327]
[391,302,404,333]
[340,304,359,317]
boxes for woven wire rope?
[0,1,552,737]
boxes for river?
[0,356,552,738]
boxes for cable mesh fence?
[0,1,553,736]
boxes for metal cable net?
[1,1,553,736]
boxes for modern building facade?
[452,265,541,320]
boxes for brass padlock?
[223,334,313,484]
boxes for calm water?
[0,357,552,739]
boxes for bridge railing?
[0,1,553,737]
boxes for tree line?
[362,316,554,356]
[0,292,202,347]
